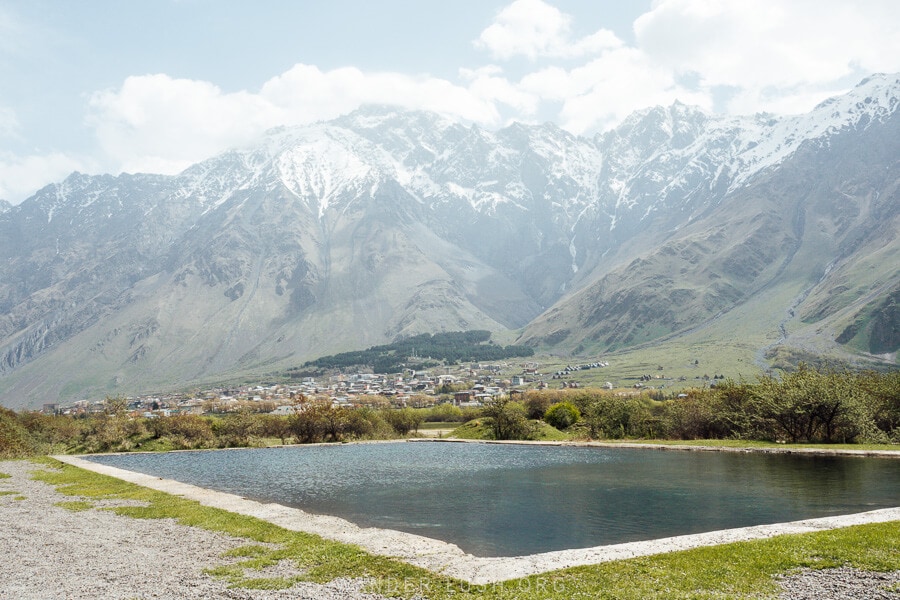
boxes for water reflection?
[87,443,900,557]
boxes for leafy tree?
[255,414,292,445]
[860,370,900,441]
[288,403,329,443]
[754,365,872,443]
[384,408,423,435]
[709,379,767,439]
[482,396,533,440]
[523,392,552,420]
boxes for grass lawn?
[418,422,459,430]
[27,456,900,599]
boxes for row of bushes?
[489,366,899,443]
[0,401,483,457]
[2,366,897,456]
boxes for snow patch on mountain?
[276,131,377,219]
[728,73,900,191]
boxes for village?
[42,360,625,417]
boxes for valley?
[1,75,898,409]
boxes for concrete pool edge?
[415,437,900,458]
[52,453,900,585]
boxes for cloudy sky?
[1,0,898,204]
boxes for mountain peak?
[336,104,457,134]
[811,73,899,123]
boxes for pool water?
[87,442,900,557]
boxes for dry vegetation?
[1,366,897,457]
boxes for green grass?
[0,471,10,478]
[448,419,572,441]
[418,422,458,430]
[447,420,491,439]
[25,457,900,599]
[55,500,94,512]
[0,490,19,497]
[530,422,572,441]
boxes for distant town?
[38,357,726,417]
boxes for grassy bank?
[449,419,571,441]
[26,457,900,599]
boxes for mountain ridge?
[0,73,898,408]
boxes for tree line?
[1,365,897,458]
[0,400,480,458]
[298,330,534,373]
[490,366,899,443]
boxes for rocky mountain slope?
[1,74,897,408]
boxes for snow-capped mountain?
[1,74,898,408]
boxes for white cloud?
[88,74,280,175]
[476,0,621,60]
[470,0,900,132]
[0,152,85,202]
[25,0,897,195]
[521,48,712,134]
[459,66,540,116]
[86,67,502,176]
[259,64,499,125]
[633,0,900,113]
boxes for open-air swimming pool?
[86,441,900,557]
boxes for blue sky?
[1,0,898,203]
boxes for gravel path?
[0,460,392,600]
[778,567,900,599]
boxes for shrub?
[152,414,216,449]
[425,403,465,422]
[212,411,271,448]
[0,408,39,458]
[544,401,581,430]
[660,393,720,440]
[15,412,82,449]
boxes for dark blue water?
[86,442,900,557]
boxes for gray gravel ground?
[0,460,392,600]
[777,567,900,599]
[2,459,898,599]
